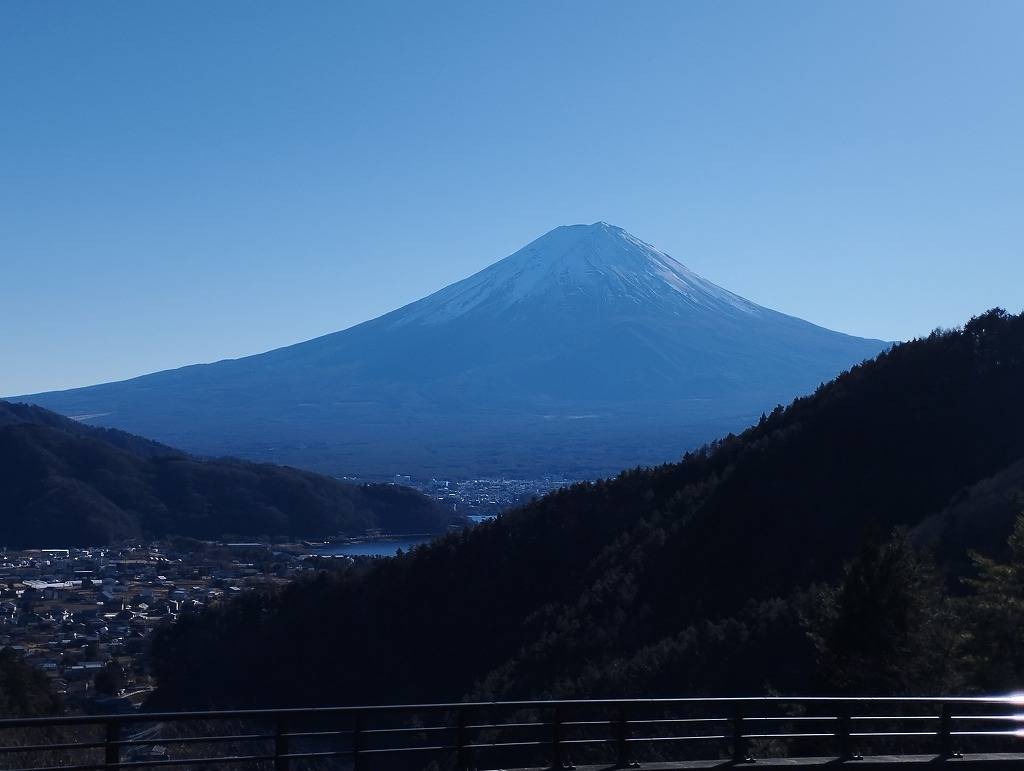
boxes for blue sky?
[3,1,1023,395]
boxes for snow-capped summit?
[15,223,889,477]
[391,222,759,327]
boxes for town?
[392,475,582,517]
[0,540,348,713]
[0,481,550,717]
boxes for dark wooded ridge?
[0,400,451,547]
[147,310,1024,709]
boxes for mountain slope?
[147,309,1024,709]
[0,400,449,547]
[913,457,1024,574]
[14,223,888,477]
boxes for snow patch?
[389,222,762,327]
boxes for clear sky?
[3,1,1023,395]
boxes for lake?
[313,535,438,557]
[313,517,497,558]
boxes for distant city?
[344,475,584,519]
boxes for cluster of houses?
[0,542,314,712]
[415,475,578,515]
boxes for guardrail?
[3,696,1024,771]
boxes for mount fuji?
[14,223,889,477]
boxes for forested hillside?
[148,310,1024,708]
[0,648,63,717]
[0,401,450,547]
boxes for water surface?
[314,536,437,557]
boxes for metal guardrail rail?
[2,696,1024,771]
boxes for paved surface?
[497,756,1024,771]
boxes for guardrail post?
[352,711,364,771]
[104,719,120,770]
[836,702,861,761]
[552,705,562,769]
[457,706,472,771]
[732,703,752,764]
[552,705,573,769]
[939,704,961,759]
[616,703,631,768]
[274,714,289,771]
[837,703,850,760]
